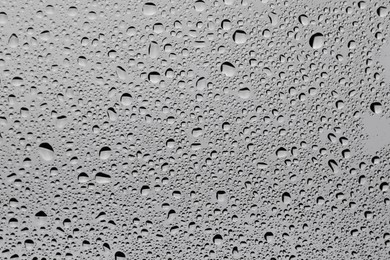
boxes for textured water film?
[0,0,390,259]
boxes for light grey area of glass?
[0,0,390,259]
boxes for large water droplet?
[309,33,324,49]
[232,30,247,44]
[95,172,111,184]
[238,87,251,99]
[38,143,55,161]
[282,192,291,204]
[8,34,19,48]
[99,147,112,160]
[0,12,8,24]
[221,62,236,77]
[213,234,223,245]
[143,3,157,16]
[370,102,382,114]
[377,6,388,17]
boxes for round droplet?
[370,102,382,114]
[148,72,161,84]
[232,30,247,44]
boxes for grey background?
[0,0,389,259]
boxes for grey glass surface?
[0,0,390,259]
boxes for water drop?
[95,172,111,184]
[0,12,8,24]
[238,87,251,99]
[232,30,247,44]
[370,102,382,114]
[148,72,161,84]
[8,34,19,48]
[38,143,55,161]
[377,6,388,17]
[264,232,275,244]
[309,33,324,49]
[282,192,291,204]
[213,234,223,245]
[143,3,157,16]
[140,185,151,196]
[99,147,112,160]
[298,14,309,26]
[221,62,236,77]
